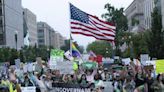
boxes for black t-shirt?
[135,74,145,88]
[145,78,154,92]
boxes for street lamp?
[15,30,18,50]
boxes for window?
[0,34,4,45]
[38,39,44,43]
[0,18,2,27]
[0,7,2,16]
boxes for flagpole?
[69,2,72,56]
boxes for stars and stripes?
[70,3,116,42]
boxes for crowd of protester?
[0,58,164,92]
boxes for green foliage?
[102,3,128,32]
[0,48,19,64]
[87,41,112,57]
[60,40,70,52]
[131,32,149,58]
[121,31,150,58]
[0,46,52,63]
[60,40,84,53]
[146,6,164,59]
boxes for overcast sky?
[22,0,133,47]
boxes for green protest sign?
[49,49,64,69]
[50,49,64,57]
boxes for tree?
[102,3,128,56]
[146,4,164,59]
[0,48,19,64]
[87,41,112,57]
[102,4,128,32]
[61,40,84,53]
[60,40,70,52]
[131,32,149,58]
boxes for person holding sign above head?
[94,73,105,92]
[79,74,89,88]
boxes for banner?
[51,83,91,92]
[156,60,164,74]
[56,61,74,74]
[49,49,64,69]
[96,55,102,64]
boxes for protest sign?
[156,60,164,74]
[122,58,131,65]
[27,63,33,72]
[23,64,28,73]
[56,61,74,74]
[64,51,74,61]
[21,87,36,92]
[140,54,149,65]
[15,59,21,69]
[51,83,91,92]
[49,49,64,69]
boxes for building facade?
[23,8,37,46]
[54,32,65,49]
[37,22,51,47]
[125,0,145,33]
[37,22,65,48]
[144,0,154,29]
[161,0,164,29]
[0,0,24,49]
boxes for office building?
[37,22,51,47]
[37,22,65,48]
[125,0,145,33]
[144,0,154,29]
[161,0,164,29]
[0,0,24,49]
[54,32,65,49]
[23,8,37,46]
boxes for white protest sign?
[15,59,21,69]
[21,87,36,92]
[64,51,74,61]
[122,58,131,65]
[23,64,28,73]
[27,63,33,72]
[49,56,58,69]
[56,61,74,74]
[49,49,64,69]
[140,54,149,65]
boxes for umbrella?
[82,62,97,69]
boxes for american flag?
[70,4,116,42]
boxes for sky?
[22,0,133,47]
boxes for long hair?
[79,74,87,83]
